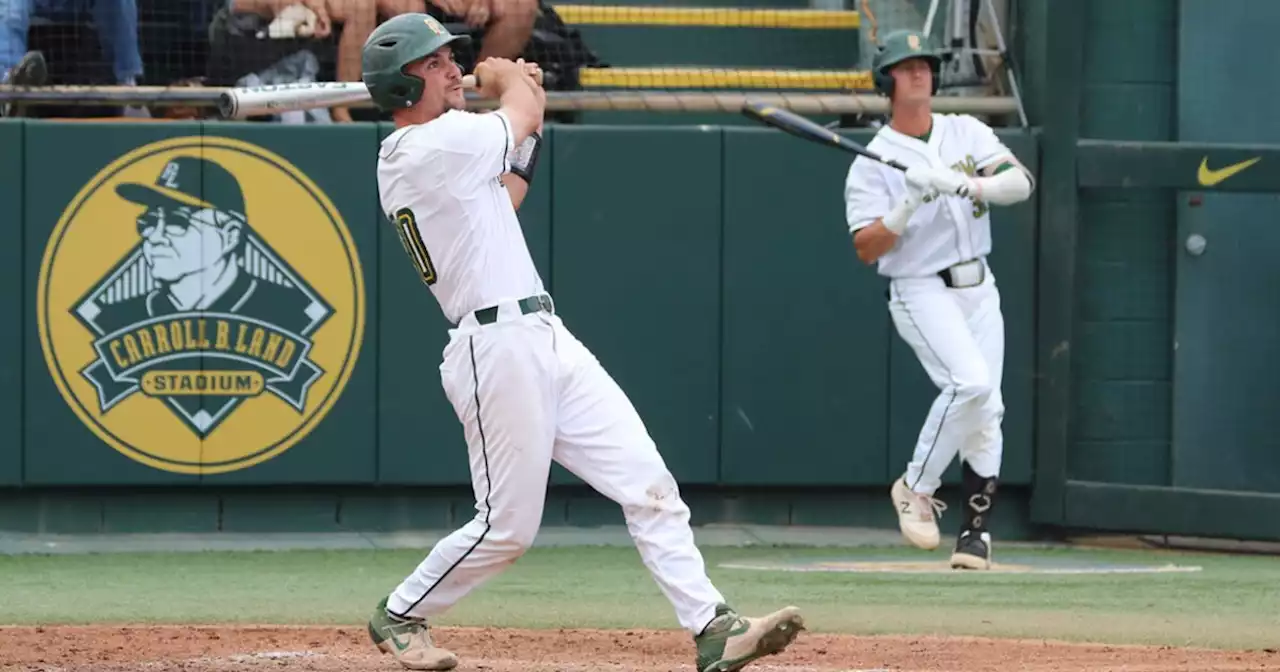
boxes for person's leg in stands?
[475,0,534,61]
[375,0,422,16]
[322,0,374,122]
[91,0,142,84]
[420,0,533,61]
[0,0,34,79]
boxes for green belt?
[472,293,553,326]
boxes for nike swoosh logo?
[1198,156,1261,186]
[383,625,412,651]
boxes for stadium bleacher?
[4,0,1000,126]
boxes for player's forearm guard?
[973,166,1032,205]
[510,132,543,186]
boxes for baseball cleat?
[890,477,946,550]
[367,597,459,670]
[950,529,992,570]
[694,603,805,672]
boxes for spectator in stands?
[0,0,143,86]
[229,0,374,121]
[398,0,536,64]
[224,0,532,122]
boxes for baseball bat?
[740,100,909,172]
[219,68,552,119]
[218,76,478,120]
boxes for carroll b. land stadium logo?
[37,136,365,475]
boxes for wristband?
[509,132,542,185]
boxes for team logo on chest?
[950,153,989,218]
[38,137,365,474]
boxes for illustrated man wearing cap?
[102,155,312,334]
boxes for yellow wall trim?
[579,67,874,91]
[554,5,860,29]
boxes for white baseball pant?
[386,301,725,634]
[889,267,1005,496]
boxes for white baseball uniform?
[844,113,1034,497]
[374,108,726,634]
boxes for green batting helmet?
[871,30,943,97]
[361,13,471,110]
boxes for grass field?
[3,543,1279,651]
[4,540,1280,671]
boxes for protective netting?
[854,0,929,69]
[0,0,1017,120]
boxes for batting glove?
[883,174,935,236]
[904,166,935,193]
[925,167,978,198]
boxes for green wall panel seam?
[884,295,893,484]
[19,120,26,486]
[547,125,555,295]
[373,126,384,486]
[715,127,725,483]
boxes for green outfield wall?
[0,118,1040,536]
[1023,0,1280,541]
[5,0,1280,542]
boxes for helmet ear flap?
[395,64,426,107]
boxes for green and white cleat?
[694,603,805,672]
[367,597,458,670]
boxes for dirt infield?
[2,625,1277,672]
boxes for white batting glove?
[904,166,934,193]
[882,177,935,236]
[925,167,978,198]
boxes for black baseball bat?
[740,100,909,172]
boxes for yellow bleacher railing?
[552,6,861,29]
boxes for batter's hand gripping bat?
[219,66,547,119]
[740,100,909,172]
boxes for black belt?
[472,293,553,326]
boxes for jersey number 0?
[393,207,437,286]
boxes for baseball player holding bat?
[359,13,804,671]
[843,30,1034,570]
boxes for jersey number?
[393,207,437,286]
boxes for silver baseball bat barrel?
[217,82,376,120]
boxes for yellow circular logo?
[37,136,365,475]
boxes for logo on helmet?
[908,34,921,50]
[424,17,445,35]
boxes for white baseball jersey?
[844,113,1026,279]
[376,109,546,325]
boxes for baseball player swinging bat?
[356,13,806,672]
[741,100,910,172]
